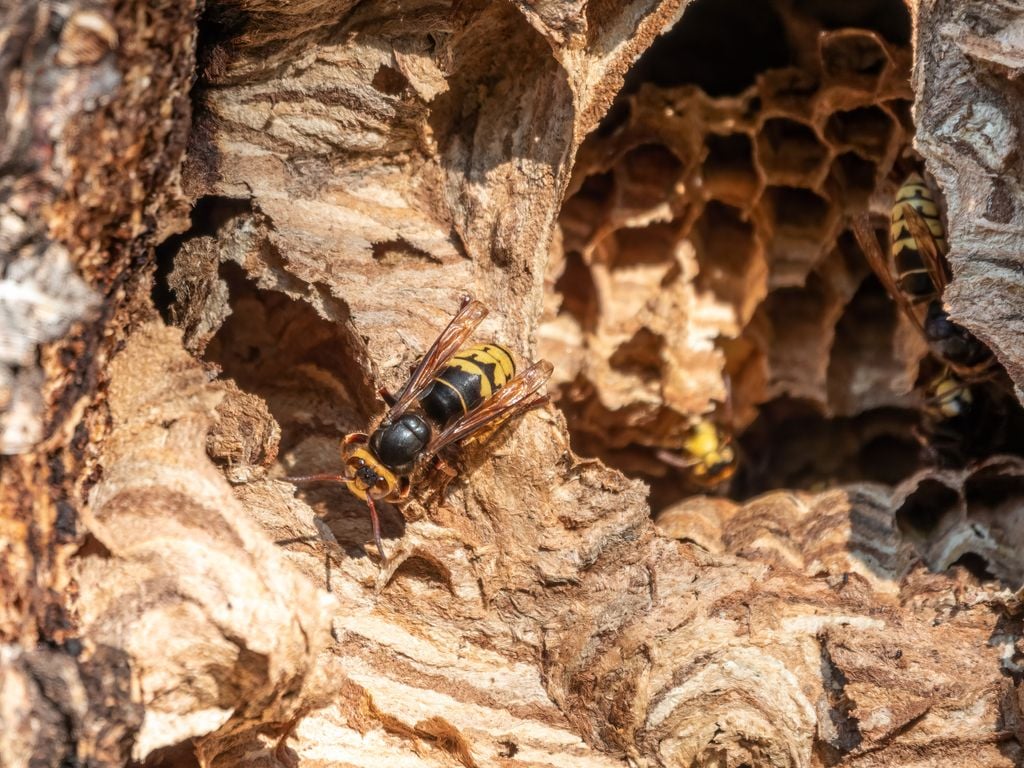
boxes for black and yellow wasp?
[290,297,553,561]
[852,172,998,451]
[657,376,738,492]
[657,419,738,490]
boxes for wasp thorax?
[370,413,432,471]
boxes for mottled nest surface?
[8,0,1024,766]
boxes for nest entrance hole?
[201,266,409,553]
[154,192,408,559]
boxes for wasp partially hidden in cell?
[290,297,553,562]
[658,419,738,489]
[657,376,738,492]
[852,172,999,451]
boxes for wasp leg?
[378,387,397,407]
[524,394,550,410]
[343,432,369,446]
[274,716,301,767]
[395,476,412,499]
[433,455,458,478]
[419,455,458,508]
[365,495,386,563]
[656,449,700,470]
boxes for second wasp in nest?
[854,172,1004,461]
[658,376,738,493]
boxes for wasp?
[289,297,553,561]
[853,172,998,454]
[658,419,738,489]
[657,377,738,491]
[854,173,995,382]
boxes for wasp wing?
[899,202,950,294]
[852,213,927,338]
[424,360,553,457]
[388,298,488,420]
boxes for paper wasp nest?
[10,0,1024,765]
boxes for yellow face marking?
[684,421,736,481]
[344,447,398,501]
[683,421,721,457]
[929,374,972,418]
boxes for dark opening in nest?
[544,0,1024,526]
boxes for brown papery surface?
[2,1,1024,767]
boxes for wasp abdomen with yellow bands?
[890,172,947,302]
[419,343,517,425]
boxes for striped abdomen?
[419,343,516,426]
[890,173,947,303]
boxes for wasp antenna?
[287,473,347,484]
[365,494,386,563]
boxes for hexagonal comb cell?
[890,459,1024,587]
[692,201,765,326]
[820,29,892,88]
[758,274,838,404]
[825,105,896,161]
[609,328,664,383]
[540,0,1024,509]
[829,152,878,212]
[613,144,684,219]
[794,0,911,45]
[603,222,680,272]
[758,185,837,286]
[702,132,760,206]
[895,478,960,538]
[594,222,683,327]
[756,118,831,186]
[826,273,915,417]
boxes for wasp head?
[341,439,399,501]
